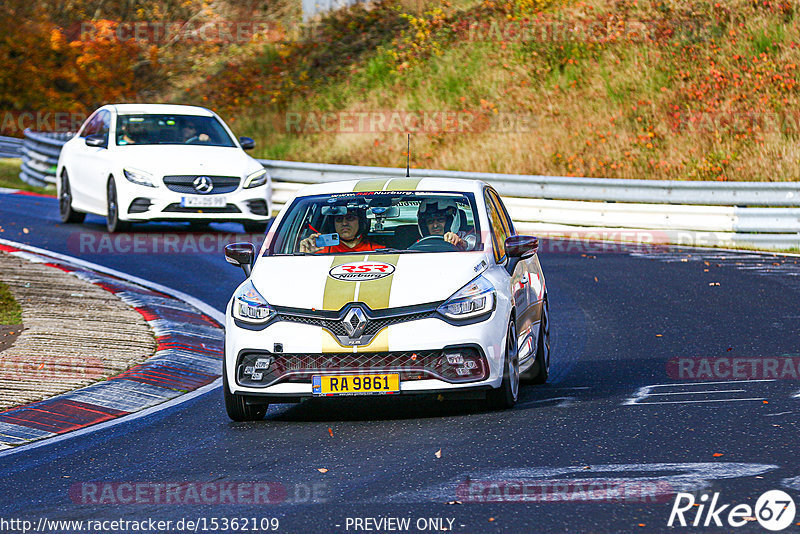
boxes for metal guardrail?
[259,159,800,207]
[19,130,74,187]
[261,160,800,250]
[0,135,23,159]
[13,131,800,250]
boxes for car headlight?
[232,280,275,324]
[243,168,268,189]
[123,168,156,187]
[437,275,496,320]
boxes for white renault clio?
[223,177,550,421]
[57,103,271,232]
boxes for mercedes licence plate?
[312,374,400,396]
[181,196,226,207]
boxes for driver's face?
[425,215,447,236]
[334,212,360,241]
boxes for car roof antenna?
[406,133,411,177]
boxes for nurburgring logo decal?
[329,261,395,282]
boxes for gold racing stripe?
[320,254,399,352]
[322,256,358,311]
[356,329,389,352]
[355,254,399,310]
[353,178,389,192]
[385,178,421,190]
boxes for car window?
[80,112,102,138]
[268,191,481,256]
[96,110,111,147]
[115,114,236,147]
[484,189,510,263]
[487,188,515,236]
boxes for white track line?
[632,398,766,405]
[0,379,220,460]
[646,380,776,388]
[0,238,225,459]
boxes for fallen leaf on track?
[435,449,442,459]
[712,453,723,457]
[328,427,333,437]
[318,468,329,473]
[709,282,720,286]
[594,277,598,282]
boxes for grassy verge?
[0,159,54,195]
[0,280,22,325]
[184,0,800,181]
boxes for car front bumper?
[118,181,272,222]
[224,301,509,399]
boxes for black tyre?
[487,319,520,410]
[106,178,130,233]
[59,171,85,224]
[223,360,268,422]
[526,296,550,385]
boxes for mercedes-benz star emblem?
[193,175,213,194]
[343,307,367,339]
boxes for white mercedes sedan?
[56,103,271,232]
[222,177,551,421]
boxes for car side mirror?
[239,137,255,150]
[225,242,255,277]
[505,235,539,258]
[85,134,107,148]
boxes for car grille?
[162,203,242,213]
[273,306,438,341]
[246,199,269,216]
[236,348,488,388]
[163,175,240,194]
[128,198,152,214]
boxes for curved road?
[1,192,799,532]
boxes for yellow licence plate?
[312,374,400,396]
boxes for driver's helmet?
[417,198,460,237]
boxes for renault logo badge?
[342,307,367,339]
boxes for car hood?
[250,251,490,311]
[112,145,261,177]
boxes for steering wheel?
[184,136,200,144]
[407,235,460,252]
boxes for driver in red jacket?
[416,199,474,250]
[299,206,383,254]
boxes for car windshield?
[115,114,236,147]
[268,191,482,255]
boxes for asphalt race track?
[1,191,800,533]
